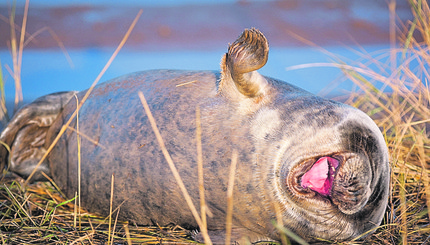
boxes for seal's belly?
[48,70,231,227]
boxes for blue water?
[0,45,389,104]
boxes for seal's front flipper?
[220,28,269,98]
[0,91,77,181]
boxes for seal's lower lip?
[287,154,345,199]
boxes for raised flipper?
[0,91,77,181]
[220,28,269,98]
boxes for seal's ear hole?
[0,91,76,181]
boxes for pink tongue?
[300,157,339,196]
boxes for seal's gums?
[301,157,339,196]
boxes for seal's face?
[265,98,390,241]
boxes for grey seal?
[0,28,389,244]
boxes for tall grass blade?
[272,221,309,245]
[108,173,114,245]
[138,91,212,245]
[0,59,9,124]
[196,106,209,238]
[225,149,238,245]
[23,9,143,185]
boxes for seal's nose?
[331,153,372,214]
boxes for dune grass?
[342,0,430,243]
[1,0,430,244]
[0,177,195,244]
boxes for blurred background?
[0,0,414,108]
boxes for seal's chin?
[287,153,371,215]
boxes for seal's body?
[0,29,389,244]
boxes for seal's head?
[221,28,390,242]
[270,91,390,242]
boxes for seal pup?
[0,28,390,244]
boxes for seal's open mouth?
[300,157,339,196]
[287,155,343,199]
[288,153,373,215]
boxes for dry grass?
[340,0,430,244]
[0,177,195,244]
[1,0,430,244]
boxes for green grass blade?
[272,221,309,245]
